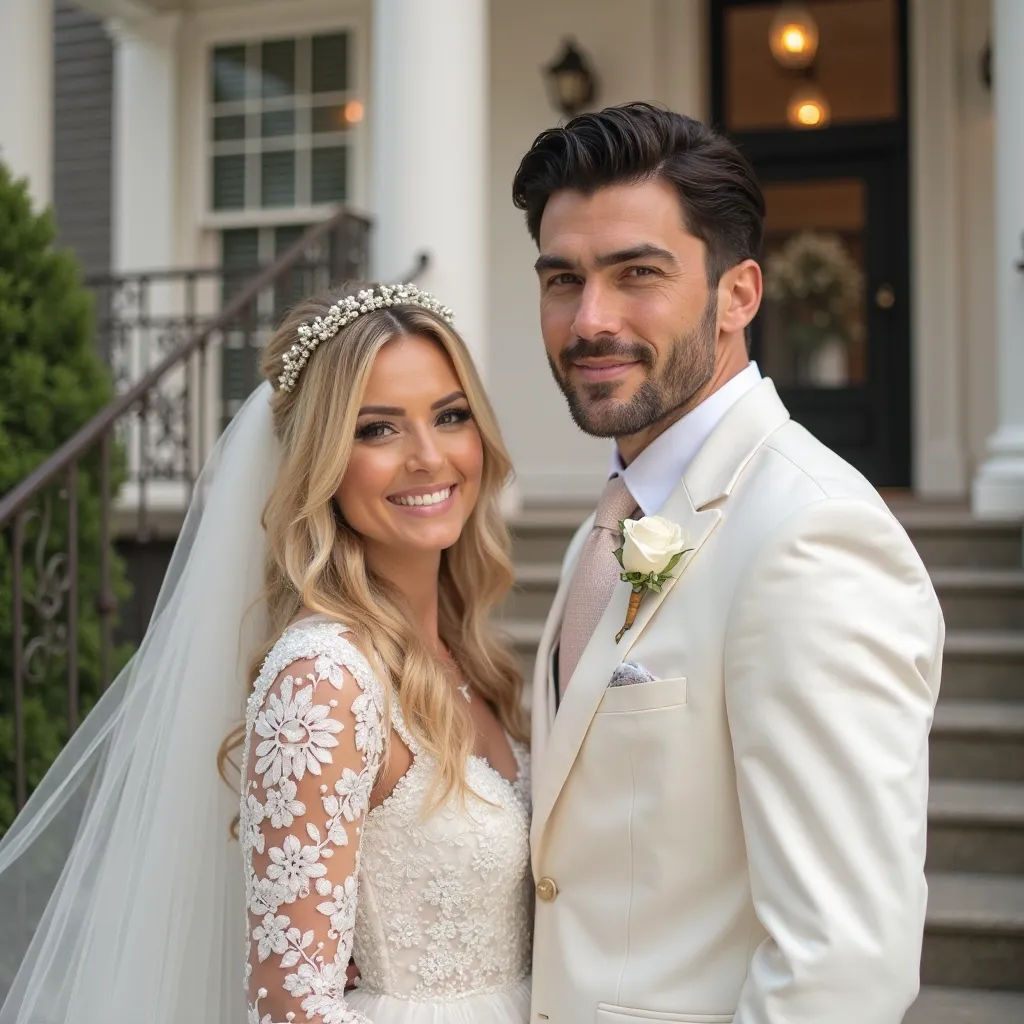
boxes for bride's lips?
[386,483,458,517]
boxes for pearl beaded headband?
[277,283,455,394]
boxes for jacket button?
[536,876,558,902]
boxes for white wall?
[487,0,706,503]
[156,0,998,506]
[0,0,53,210]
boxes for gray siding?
[52,0,112,279]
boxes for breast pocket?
[596,676,688,714]
[596,1005,732,1023]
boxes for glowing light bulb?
[786,83,831,129]
[769,5,819,69]
[782,26,809,55]
[796,102,822,126]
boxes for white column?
[909,0,967,498]
[0,0,53,209]
[371,0,488,378]
[108,14,185,512]
[109,13,180,273]
[973,0,1024,519]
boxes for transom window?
[209,33,360,211]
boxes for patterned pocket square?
[609,662,657,688]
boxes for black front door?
[711,0,910,486]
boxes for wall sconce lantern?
[544,38,598,118]
[769,4,819,70]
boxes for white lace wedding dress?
[239,617,532,1024]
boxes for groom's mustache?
[559,337,655,374]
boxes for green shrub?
[0,162,131,835]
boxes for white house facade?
[2,0,1024,518]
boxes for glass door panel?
[724,0,899,132]
[761,178,867,388]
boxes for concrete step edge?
[505,617,1024,662]
[501,619,545,645]
[932,700,1024,736]
[926,871,1024,934]
[929,779,1024,825]
[930,567,1024,591]
[509,503,1024,535]
[513,562,563,586]
[943,630,1024,658]
[905,985,1024,1023]
[889,505,1022,532]
[507,508,589,531]
[512,566,1024,590]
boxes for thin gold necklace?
[441,644,472,703]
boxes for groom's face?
[535,178,718,442]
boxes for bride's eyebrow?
[357,391,466,416]
[431,390,467,409]
[358,404,403,416]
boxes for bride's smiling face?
[335,333,484,557]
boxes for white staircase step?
[513,562,561,587]
[904,985,1024,1023]
[931,566,1024,589]
[943,630,1024,658]
[507,506,588,529]
[932,700,1024,737]
[503,618,544,646]
[888,504,1022,531]
[929,779,1024,826]
[926,872,1024,934]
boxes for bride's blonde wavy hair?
[219,282,526,809]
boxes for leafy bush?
[0,163,131,834]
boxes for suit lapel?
[529,379,791,863]
[530,563,573,802]
[530,512,595,803]
[529,481,722,860]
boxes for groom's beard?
[549,296,718,439]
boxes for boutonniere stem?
[613,515,691,643]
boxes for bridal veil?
[0,383,280,1023]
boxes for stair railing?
[0,208,374,814]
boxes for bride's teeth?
[393,487,451,507]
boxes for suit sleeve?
[723,498,943,1024]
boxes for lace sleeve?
[241,632,386,1024]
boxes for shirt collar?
[610,362,763,516]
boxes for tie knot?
[593,475,637,532]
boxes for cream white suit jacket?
[529,380,944,1024]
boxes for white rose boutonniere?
[613,516,691,643]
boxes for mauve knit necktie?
[557,475,639,701]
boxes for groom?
[514,103,943,1023]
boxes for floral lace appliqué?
[240,619,532,1021]
[241,622,384,1024]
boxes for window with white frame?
[209,32,361,212]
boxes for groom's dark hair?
[511,102,765,285]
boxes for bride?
[0,283,532,1024]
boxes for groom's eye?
[547,273,581,287]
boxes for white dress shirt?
[610,362,763,516]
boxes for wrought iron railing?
[0,208,374,816]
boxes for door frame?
[708,0,912,486]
